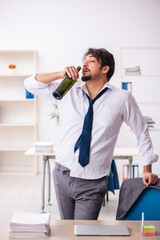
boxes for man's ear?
[102,66,110,74]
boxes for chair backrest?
[125,188,160,220]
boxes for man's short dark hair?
[83,48,115,81]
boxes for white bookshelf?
[0,50,38,173]
[119,47,160,158]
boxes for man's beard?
[81,67,102,82]
[81,75,91,82]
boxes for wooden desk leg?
[128,157,133,178]
[41,156,47,213]
[46,157,52,206]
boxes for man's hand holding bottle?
[61,66,80,80]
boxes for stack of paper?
[34,142,54,153]
[9,211,51,238]
[124,65,141,75]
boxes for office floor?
[0,174,119,221]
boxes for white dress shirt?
[24,76,158,179]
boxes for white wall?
[0,0,160,174]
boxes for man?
[24,48,158,220]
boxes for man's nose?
[83,61,88,68]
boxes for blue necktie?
[74,87,108,167]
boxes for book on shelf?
[26,90,34,99]
[143,116,155,128]
[9,211,51,238]
[34,141,54,153]
[122,82,132,92]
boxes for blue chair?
[116,178,160,220]
[125,187,160,220]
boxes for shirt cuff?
[140,153,158,166]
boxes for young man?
[24,48,158,220]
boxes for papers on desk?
[34,142,54,153]
[9,211,51,238]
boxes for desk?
[24,148,56,213]
[24,147,139,213]
[2,219,160,239]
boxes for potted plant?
[8,64,16,74]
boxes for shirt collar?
[76,81,113,95]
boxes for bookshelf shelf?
[0,123,35,127]
[121,74,160,78]
[0,74,32,78]
[138,102,160,105]
[0,50,38,173]
[0,99,35,102]
[0,147,29,151]
[120,128,160,133]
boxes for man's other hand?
[143,172,158,187]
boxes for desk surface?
[24,147,139,157]
[2,219,160,240]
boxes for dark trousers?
[53,162,108,220]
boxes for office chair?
[103,159,119,206]
[116,178,160,220]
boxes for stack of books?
[34,142,54,153]
[143,116,155,128]
[9,211,51,238]
[124,66,141,75]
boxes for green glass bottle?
[53,66,81,100]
